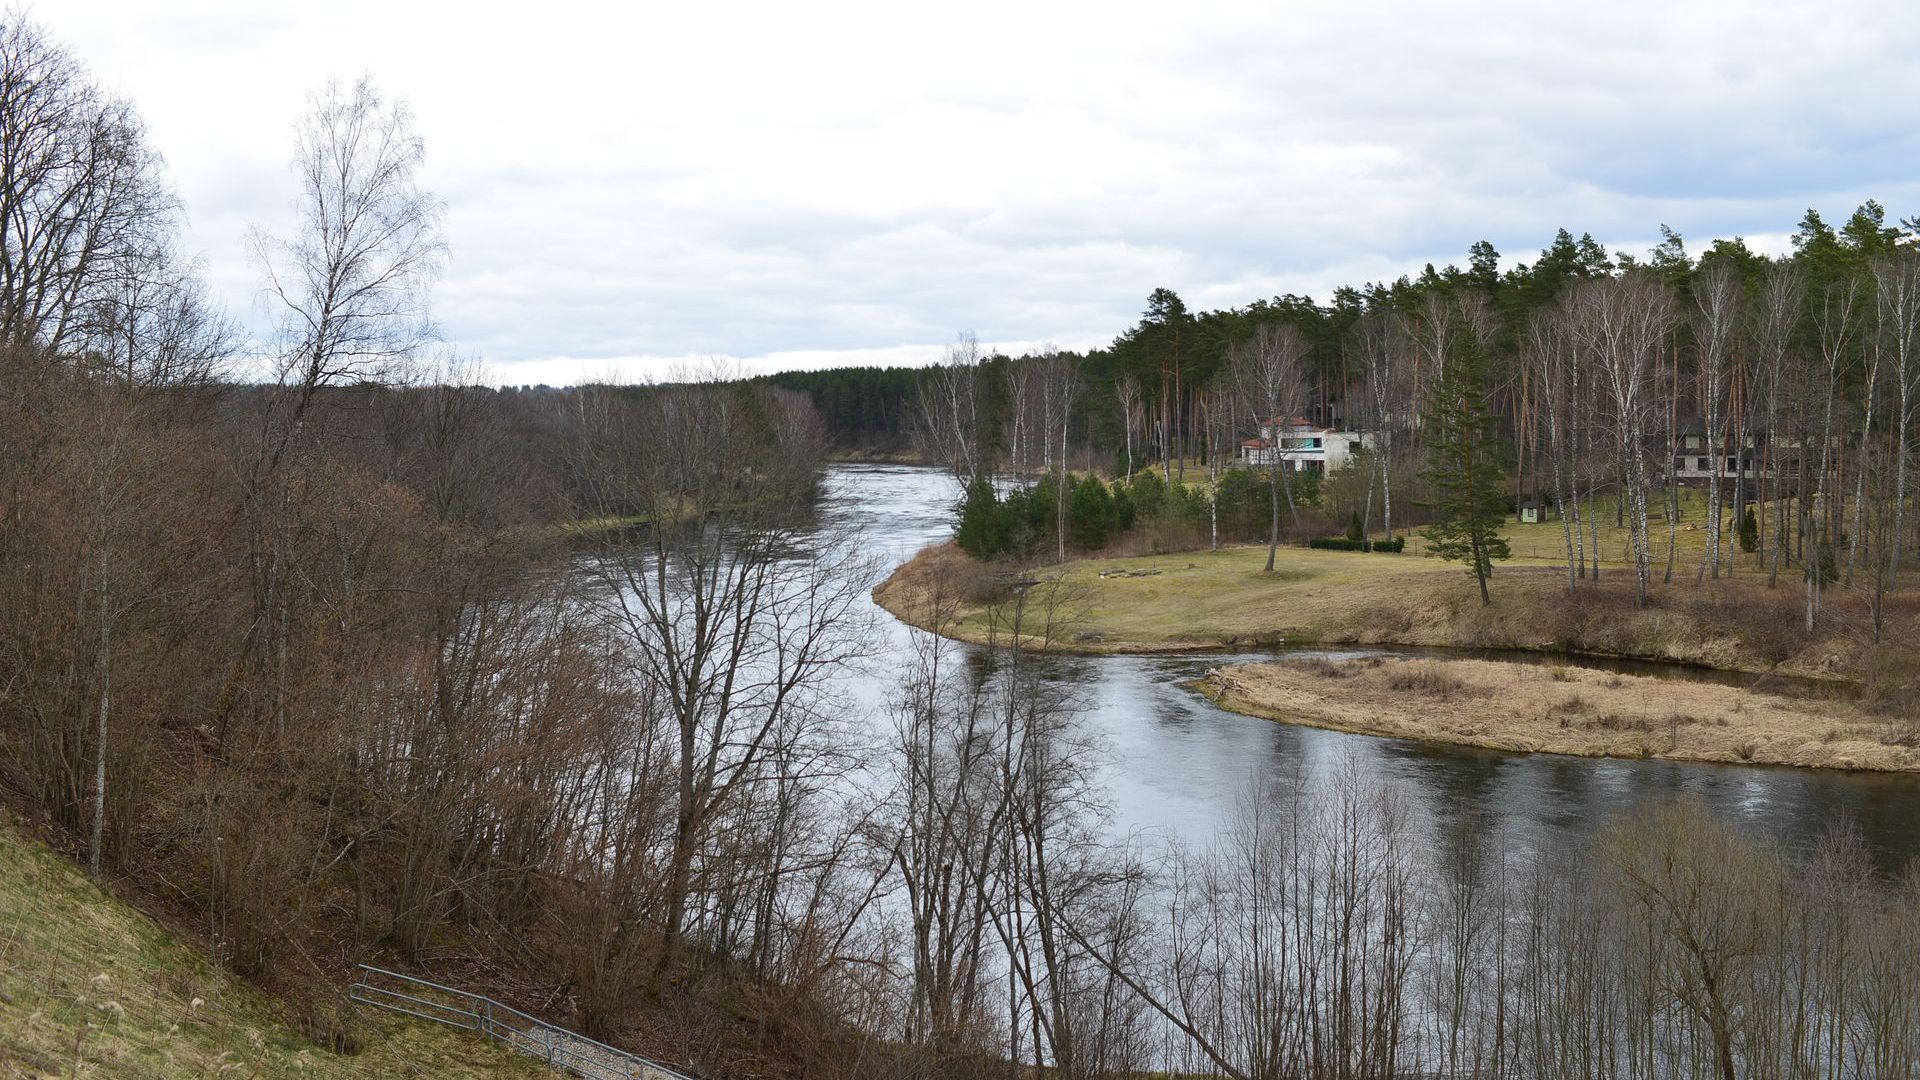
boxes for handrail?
[348,963,700,1080]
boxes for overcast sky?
[52,1,1920,385]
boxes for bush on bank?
[956,466,1346,560]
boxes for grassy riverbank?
[873,538,1920,769]
[0,813,547,1078]
[1199,656,1920,772]
[876,541,1891,679]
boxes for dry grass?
[1201,657,1916,772]
[0,814,550,1078]
[1381,661,1469,698]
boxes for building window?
[1696,457,1710,471]
[1685,435,1703,449]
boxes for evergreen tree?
[1739,505,1759,554]
[1069,474,1115,550]
[955,476,1004,558]
[1419,334,1511,604]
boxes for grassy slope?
[0,816,547,1079]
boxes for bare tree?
[1573,272,1676,606]
[0,17,176,363]
[1873,251,1920,586]
[1694,262,1741,580]
[1526,299,1582,592]
[574,380,875,992]
[253,77,443,415]
[1232,321,1308,571]
[1005,354,1037,479]
[1115,374,1142,480]
[86,248,230,388]
[1806,279,1860,631]
[1753,262,1804,587]
[1037,347,1080,562]
[243,77,444,741]
[914,331,987,483]
[1353,312,1409,544]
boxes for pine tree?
[1069,474,1115,550]
[1419,332,1511,604]
[955,476,1004,558]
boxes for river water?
[820,463,1920,872]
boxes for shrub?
[1297,657,1352,679]
[1113,485,1136,532]
[1384,663,1464,697]
[1127,469,1168,520]
[1345,510,1364,543]
[1880,724,1920,748]
[1738,505,1759,553]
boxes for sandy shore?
[1200,656,1918,772]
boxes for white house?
[1674,417,1763,485]
[1240,416,1364,473]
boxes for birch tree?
[1231,321,1307,572]
[1526,300,1581,592]
[1354,312,1408,544]
[1753,262,1804,587]
[914,332,987,483]
[245,77,444,737]
[1867,250,1920,638]
[1693,262,1741,580]
[1575,272,1675,606]
[1115,374,1142,480]
[1037,347,1079,562]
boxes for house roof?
[1266,415,1327,430]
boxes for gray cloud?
[54,0,1920,385]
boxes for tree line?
[905,203,1920,621]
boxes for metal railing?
[348,964,700,1080]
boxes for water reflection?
[820,463,1920,873]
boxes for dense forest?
[7,12,1920,1080]
[755,366,922,450]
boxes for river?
[820,462,1920,872]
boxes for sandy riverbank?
[1198,655,1918,772]
[870,540,1920,770]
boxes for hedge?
[1307,537,1404,553]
